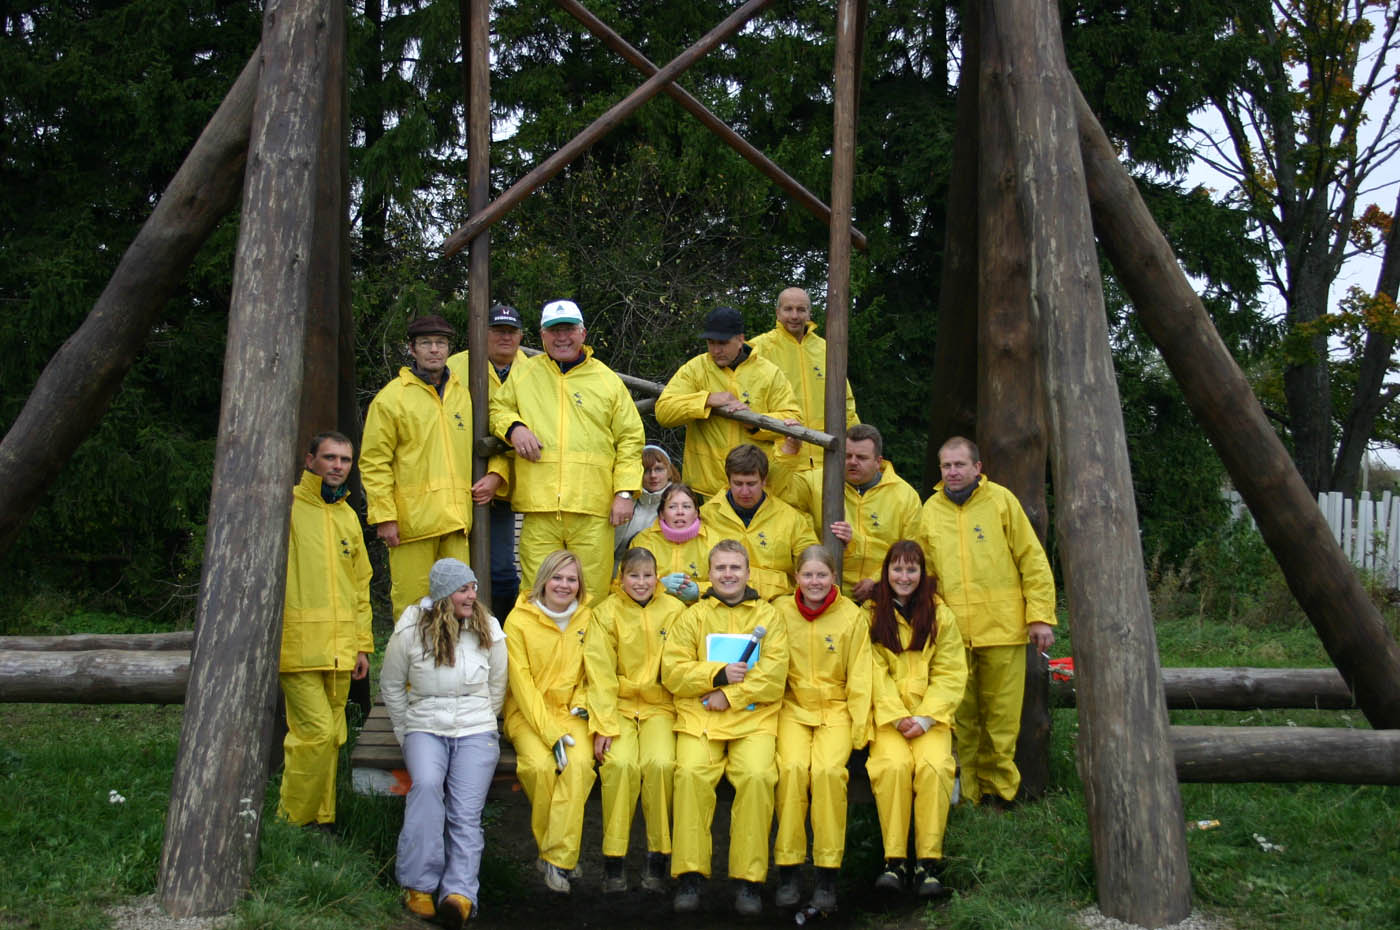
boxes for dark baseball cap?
[406,314,455,339]
[489,304,523,329]
[700,306,745,340]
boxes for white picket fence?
[1226,489,1400,587]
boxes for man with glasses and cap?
[362,314,504,619]
[490,299,645,599]
[655,306,801,498]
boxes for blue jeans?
[489,500,520,620]
[397,730,500,904]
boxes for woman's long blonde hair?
[417,588,493,668]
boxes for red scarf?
[795,586,838,621]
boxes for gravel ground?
[1075,906,1235,930]
[106,895,233,930]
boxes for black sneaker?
[874,858,906,892]
[734,880,763,916]
[603,856,626,893]
[810,867,838,911]
[642,851,669,893]
[913,859,948,898]
[674,872,701,913]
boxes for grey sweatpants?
[397,729,500,904]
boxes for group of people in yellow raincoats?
[300,293,1055,924]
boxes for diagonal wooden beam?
[553,0,866,251]
[441,0,775,257]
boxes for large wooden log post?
[463,0,494,607]
[0,51,259,560]
[157,0,332,916]
[1074,88,1400,731]
[441,0,775,257]
[1051,666,1355,710]
[924,0,980,491]
[1172,726,1400,784]
[821,0,862,564]
[976,0,1052,801]
[0,632,193,652]
[297,1,346,460]
[989,1,1191,924]
[0,650,189,704]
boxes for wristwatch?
[616,491,634,500]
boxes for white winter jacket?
[380,601,509,745]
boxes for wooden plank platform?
[350,699,519,797]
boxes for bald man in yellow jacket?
[747,286,858,472]
[661,540,789,917]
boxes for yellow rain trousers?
[699,493,818,601]
[518,510,614,600]
[866,599,967,859]
[917,477,1053,803]
[277,472,373,826]
[955,643,1026,803]
[585,590,685,856]
[503,596,595,870]
[654,350,800,497]
[661,591,789,880]
[772,593,873,868]
[769,452,923,591]
[490,348,645,597]
[748,322,858,469]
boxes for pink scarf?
[660,515,702,543]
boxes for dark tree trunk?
[0,51,259,560]
[924,0,980,493]
[1075,84,1400,731]
[990,2,1191,924]
[1331,189,1400,494]
[157,0,332,915]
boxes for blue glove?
[660,572,686,595]
[677,579,700,603]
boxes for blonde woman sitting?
[504,549,595,894]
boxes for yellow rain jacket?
[916,478,1056,646]
[769,451,923,590]
[447,346,527,500]
[490,348,645,517]
[280,472,374,671]
[584,590,685,736]
[747,321,858,434]
[773,592,873,747]
[503,595,592,747]
[654,348,800,497]
[361,368,484,542]
[867,598,967,727]
[661,591,789,740]
[700,492,818,601]
[629,520,714,593]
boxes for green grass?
[1,611,1397,928]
